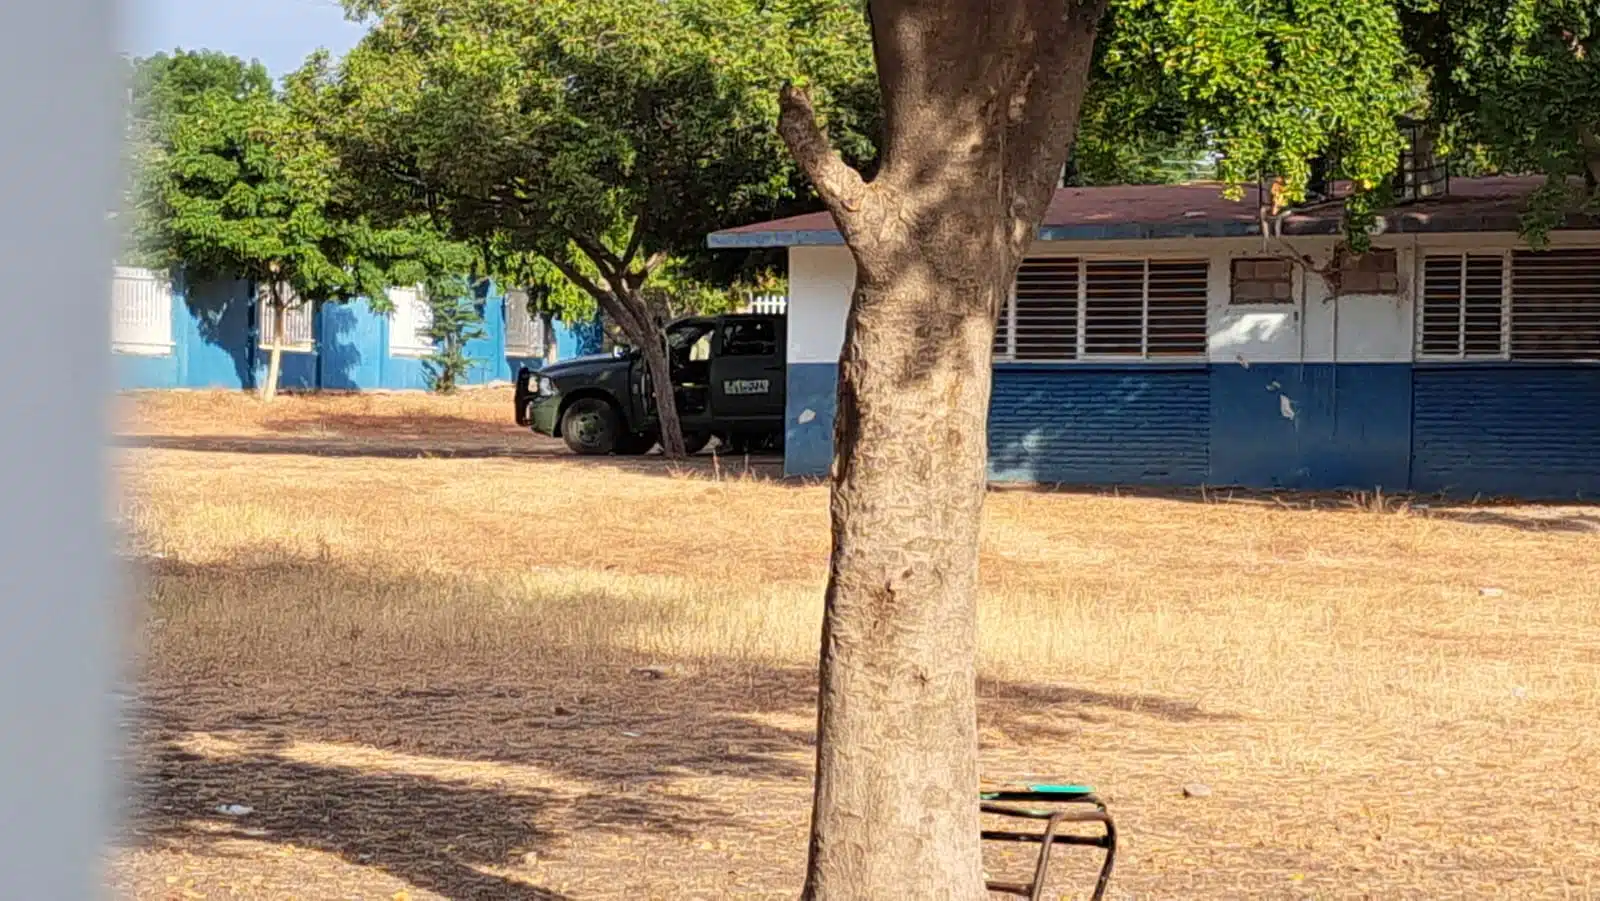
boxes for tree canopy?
[321,0,871,276]
[1401,0,1600,236]
[127,49,479,398]
[312,0,875,453]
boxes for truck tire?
[561,398,621,455]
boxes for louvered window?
[1418,254,1505,359]
[387,285,435,358]
[994,257,1208,362]
[1418,249,1600,362]
[503,288,549,357]
[1510,250,1600,361]
[111,266,174,356]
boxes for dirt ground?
[108,389,1600,900]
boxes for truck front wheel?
[560,398,621,455]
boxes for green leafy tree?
[315,0,874,455]
[777,1,1414,896]
[1401,0,1600,241]
[420,274,488,394]
[131,50,475,400]
[120,50,276,265]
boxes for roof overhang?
[705,176,1594,250]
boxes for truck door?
[640,319,715,425]
[709,316,786,423]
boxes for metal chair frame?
[980,787,1117,901]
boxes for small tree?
[130,49,474,401]
[419,274,487,394]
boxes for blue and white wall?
[783,233,1600,500]
[111,269,603,393]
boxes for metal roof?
[707,176,1588,249]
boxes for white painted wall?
[1300,240,1416,364]
[787,245,855,364]
[782,232,1600,369]
[1208,243,1305,365]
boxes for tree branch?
[620,211,648,272]
[572,234,625,282]
[555,247,651,342]
[997,0,1111,234]
[778,83,871,239]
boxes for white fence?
[111,266,174,356]
[742,294,788,315]
[503,288,550,357]
[385,285,435,357]
[255,282,316,352]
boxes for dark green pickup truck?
[515,313,786,456]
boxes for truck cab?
[515,313,787,456]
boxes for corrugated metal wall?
[1411,366,1600,499]
[987,367,1210,485]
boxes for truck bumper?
[528,395,562,436]
[514,366,562,436]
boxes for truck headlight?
[537,376,556,395]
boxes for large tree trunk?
[782,2,1108,898]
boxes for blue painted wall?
[178,276,257,388]
[782,361,1596,499]
[1209,364,1413,492]
[114,274,602,392]
[989,365,1211,485]
[1411,365,1600,500]
[784,363,838,477]
[783,363,1213,486]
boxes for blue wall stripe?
[784,363,837,477]
[1209,363,1413,491]
[786,362,1600,499]
[989,368,1210,485]
[1411,366,1600,499]
[114,274,601,392]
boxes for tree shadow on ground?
[127,723,578,900]
[115,430,793,481]
[1417,509,1600,534]
[121,547,1240,898]
[981,679,1238,725]
[120,419,1596,515]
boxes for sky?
[121,0,370,75]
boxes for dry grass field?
[109,389,1600,900]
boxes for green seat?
[981,783,1094,800]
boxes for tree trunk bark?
[803,269,998,901]
[636,324,688,457]
[780,2,1109,898]
[260,291,286,403]
[552,254,689,458]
